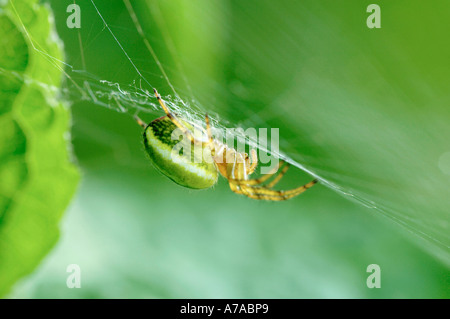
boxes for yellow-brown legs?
[264,163,290,188]
[228,158,317,200]
[134,115,147,128]
[246,149,258,175]
[205,114,213,145]
[236,160,288,186]
[153,88,182,128]
[229,178,317,201]
[153,88,197,145]
[229,182,266,200]
[154,88,215,150]
[204,114,216,155]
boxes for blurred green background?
[7,0,450,298]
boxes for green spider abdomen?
[143,116,218,189]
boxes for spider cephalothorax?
[136,89,317,200]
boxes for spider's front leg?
[153,88,197,145]
[205,114,213,146]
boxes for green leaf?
[0,0,79,296]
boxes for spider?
[135,89,318,201]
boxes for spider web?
[5,0,450,265]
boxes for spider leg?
[241,179,318,200]
[229,178,317,201]
[203,114,217,154]
[229,182,267,200]
[246,149,258,175]
[205,114,213,145]
[153,88,197,144]
[229,181,291,200]
[134,115,147,128]
[234,160,286,186]
[264,163,290,188]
